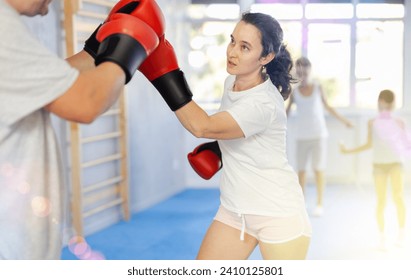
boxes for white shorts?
[214,205,312,244]
[296,138,327,172]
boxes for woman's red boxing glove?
[187,141,222,180]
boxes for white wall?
[126,0,190,213]
[405,0,411,110]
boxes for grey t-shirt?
[0,0,79,259]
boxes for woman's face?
[7,0,52,16]
[226,21,268,78]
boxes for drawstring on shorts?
[238,213,245,241]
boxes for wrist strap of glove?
[151,70,193,111]
[84,24,102,58]
[197,141,222,163]
[95,34,147,84]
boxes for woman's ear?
[260,52,275,66]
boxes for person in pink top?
[340,89,409,250]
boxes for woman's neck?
[233,73,265,92]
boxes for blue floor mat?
[61,188,220,260]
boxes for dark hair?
[241,12,295,100]
[295,57,312,68]
[378,89,395,104]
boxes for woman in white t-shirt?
[174,12,311,260]
[286,57,353,217]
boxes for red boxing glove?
[139,35,178,82]
[139,36,193,111]
[109,0,165,37]
[187,141,222,180]
[95,13,158,84]
[85,0,165,58]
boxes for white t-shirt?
[0,0,79,259]
[292,83,328,140]
[218,75,306,217]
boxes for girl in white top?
[340,90,408,250]
[286,57,353,217]
[175,12,311,260]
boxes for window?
[305,3,353,19]
[356,3,404,18]
[251,3,303,20]
[307,24,351,107]
[187,4,238,110]
[355,20,404,108]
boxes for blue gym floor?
[61,188,222,260]
[61,185,411,260]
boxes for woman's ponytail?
[266,45,295,100]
